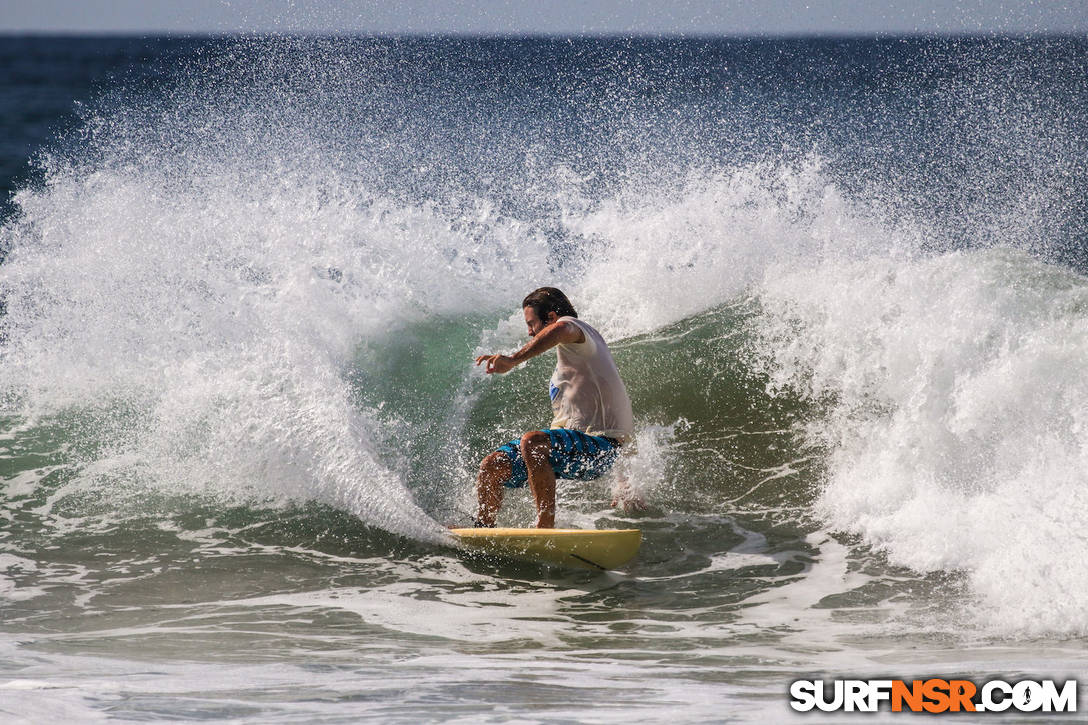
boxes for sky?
[0,0,1086,36]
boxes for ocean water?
[2,34,1088,722]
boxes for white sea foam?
[755,247,1088,635]
[548,153,1088,635]
[0,136,548,543]
[564,157,906,340]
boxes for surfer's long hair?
[522,287,578,320]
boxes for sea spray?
[754,248,1088,634]
[562,157,922,340]
[0,43,557,541]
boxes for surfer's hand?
[475,354,516,374]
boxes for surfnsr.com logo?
[790,679,1077,713]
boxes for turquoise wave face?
[383,301,822,525]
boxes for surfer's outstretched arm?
[474,318,583,375]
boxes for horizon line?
[1,28,1084,40]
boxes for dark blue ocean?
[2,34,1088,722]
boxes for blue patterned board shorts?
[496,428,620,489]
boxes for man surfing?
[474,287,635,528]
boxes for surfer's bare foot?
[613,495,647,514]
[611,480,647,513]
[534,510,555,528]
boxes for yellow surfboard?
[450,528,641,570]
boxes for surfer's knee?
[520,430,550,455]
[480,451,512,477]
[519,431,551,466]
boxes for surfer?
[474,287,635,528]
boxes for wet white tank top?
[547,317,634,441]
